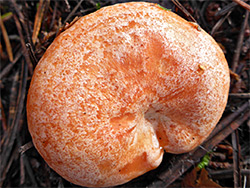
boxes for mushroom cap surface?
[27,2,230,187]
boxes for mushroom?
[27,2,230,187]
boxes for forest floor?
[0,0,249,187]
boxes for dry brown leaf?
[182,167,198,187]
[196,168,221,187]
[182,167,222,188]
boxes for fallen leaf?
[181,167,198,187]
[182,167,222,187]
[197,168,221,187]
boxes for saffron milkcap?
[27,2,230,187]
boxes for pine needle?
[0,16,13,62]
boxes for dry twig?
[0,17,13,62]
[229,93,250,98]
[0,60,28,186]
[231,10,249,72]
[64,0,84,24]
[32,0,50,44]
[13,14,34,75]
[0,49,22,80]
[233,0,250,12]
[171,0,196,22]
[232,130,242,187]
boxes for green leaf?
[1,12,13,19]
[197,152,211,169]
[96,2,101,10]
[157,4,171,11]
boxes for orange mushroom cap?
[27,2,230,187]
